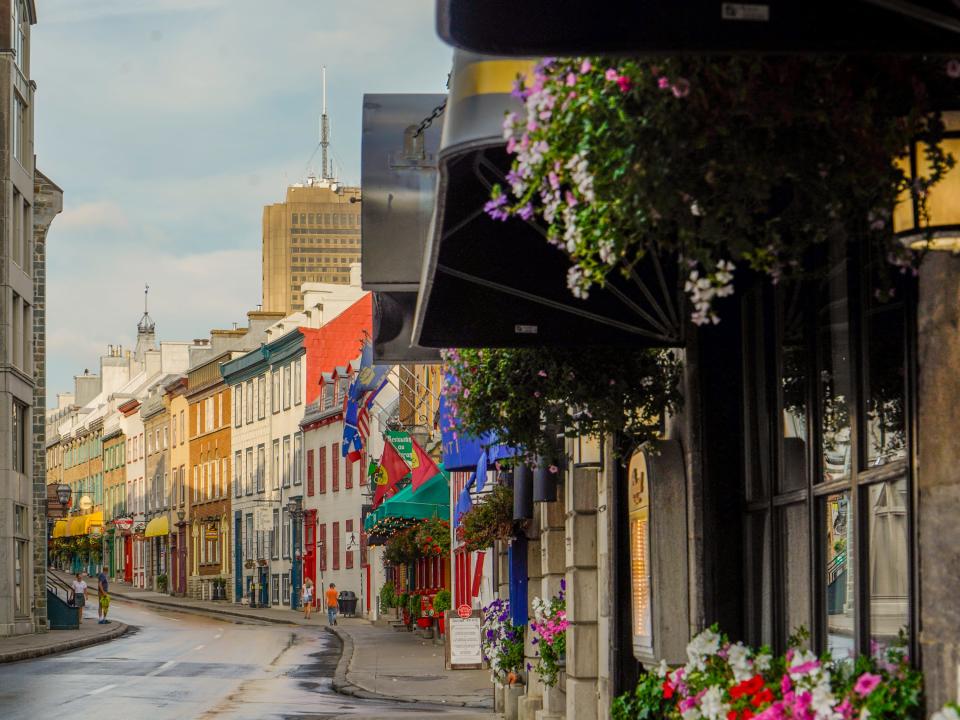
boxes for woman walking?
[303,579,314,620]
[71,573,87,623]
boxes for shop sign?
[204,526,219,540]
[384,430,413,465]
[445,609,483,669]
[114,518,134,532]
[457,604,472,619]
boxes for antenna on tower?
[320,66,331,181]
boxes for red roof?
[300,294,372,405]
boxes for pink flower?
[948,59,960,78]
[580,59,592,74]
[566,72,577,87]
[854,672,881,697]
[604,68,618,81]
[616,75,631,93]
[537,369,548,377]
[671,78,690,98]
[658,76,671,90]
[548,465,558,474]
[780,674,791,694]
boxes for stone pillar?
[596,439,615,720]
[496,540,511,714]
[31,170,62,634]
[566,462,599,720]
[917,252,960,710]
[537,494,567,720]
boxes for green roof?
[364,471,450,532]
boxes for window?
[12,95,24,165]
[256,444,265,492]
[292,213,298,224]
[205,397,214,433]
[12,1,25,71]
[283,365,291,409]
[180,410,185,444]
[246,380,254,424]
[283,437,291,487]
[293,434,303,486]
[282,574,290,606]
[318,445,327,493]
[272,370,280,413]
[319,523,327,571]
[11,401,26,473]
[195,405,201,437]
[282,510,291,558]
[245,448,254,495]
[179,465,186,505]
[272,574,280,605]
[193,465,199,502]
[258,375,266,419]
[306,449,315,496]
[345,519,355,569]
[345,455,353,489]
[332,521,341,570]
[172,416,177,446]
[234,451,242,498]
[234,384,242,427]
[245,514,253,560]
[294,358,302,405]
[272,509,280,560]
[14,539,27,616]
[331,444,339,492]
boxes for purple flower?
[484,193,510,222]
[560,578,566,591]
[518,203,535,221]
[565,72,577,87]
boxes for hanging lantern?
[572,433,604,470]
[894,111,960,252]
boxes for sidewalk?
[328,621,495,709]
[0,618,128,664]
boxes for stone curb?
[106,589,296,626]
[0,621,130,664]
[323,625,493,709]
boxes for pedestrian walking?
[71,573,87,623]
[325,582,338,626]
[303,579,314,620]
[97,565,111,624]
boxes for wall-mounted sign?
[627,449,652,654]
[445,610,483,670]
[204,526,219,540]
[114,517,134,532]
[79,495,93,510]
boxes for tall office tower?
[262,179,362,315]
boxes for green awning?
[364,471,450,534]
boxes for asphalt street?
[0,599,492,720]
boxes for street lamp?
[56,484,71,507]
[176,509,186,525]
[287,499,303,610]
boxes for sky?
[33,0,452,407]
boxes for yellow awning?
[66,516,87,537]
[52,520,67,538]
[85,512,104,536]
[144,516,169,538]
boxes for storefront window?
[817,259,852,485]
[822,491,854,659]
[779,502,811,641]
[868,478,909,651]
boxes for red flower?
[616,75,632,93]
[751,688,773,707]
[662,681,675,699]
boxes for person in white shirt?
[71,573,88,623]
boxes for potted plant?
[407,593,421,631]
[244,559,254,569]
[397,592,409,624]
[379,581,396,613]
[530,581,569,688]
[460,484,517,552]
[433,589,452,636]
[156,573,168,593]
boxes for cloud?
[56,201,129,231]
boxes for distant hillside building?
[262,179,361,315]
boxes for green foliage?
[611,671,670,720]
[460,484,515,552]
[443,347,681,460]
[383,525,420,566]
[407,593,421,621]
[432,589,452,614]
[379,581,396,610]
[414,518,451,557]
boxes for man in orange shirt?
[325,582,339,626]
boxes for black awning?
[436,0,960,55]
[414,144,683,349]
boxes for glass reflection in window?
[868,478,909,652]
[823,491,854,658]
[818,259,852,484]
[862,280,906,467]
[781,284,808,493]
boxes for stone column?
[917,252,960,709]
[31,170,62,633]
[565,461,599,720]
[537,494,567,720]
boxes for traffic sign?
[457,604,472,619]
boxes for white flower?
[686,628,722,672]
[699,686,729,720]
[727,642,753,683]
[932,708,960,720]
[681,709,702,720]
[655,659,669,678]
[754,652,772,672]
[810,678,839,719]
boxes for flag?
[455,476,475,527]
[351,341,390,400]
[372,440,410,509]
[410,438,441,493]
[341,361,389,462]
[474,449,489,493]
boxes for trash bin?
[338,590,358,617]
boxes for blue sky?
[33,0,452,406]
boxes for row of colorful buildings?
[44,269,436,614]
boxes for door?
[178,526,187,594]
[259,566,269,606]
[234,513,243,602]
[303,510,317,602]
[124,536,133,583]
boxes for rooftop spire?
[320,66,331,181]
[137,283,155,335]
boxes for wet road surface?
[0,599,492,720]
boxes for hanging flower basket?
[491,55,958,325]
[460,484,515,552]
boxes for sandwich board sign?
[444,609,483,670]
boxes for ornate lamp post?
[287,499,303,610]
